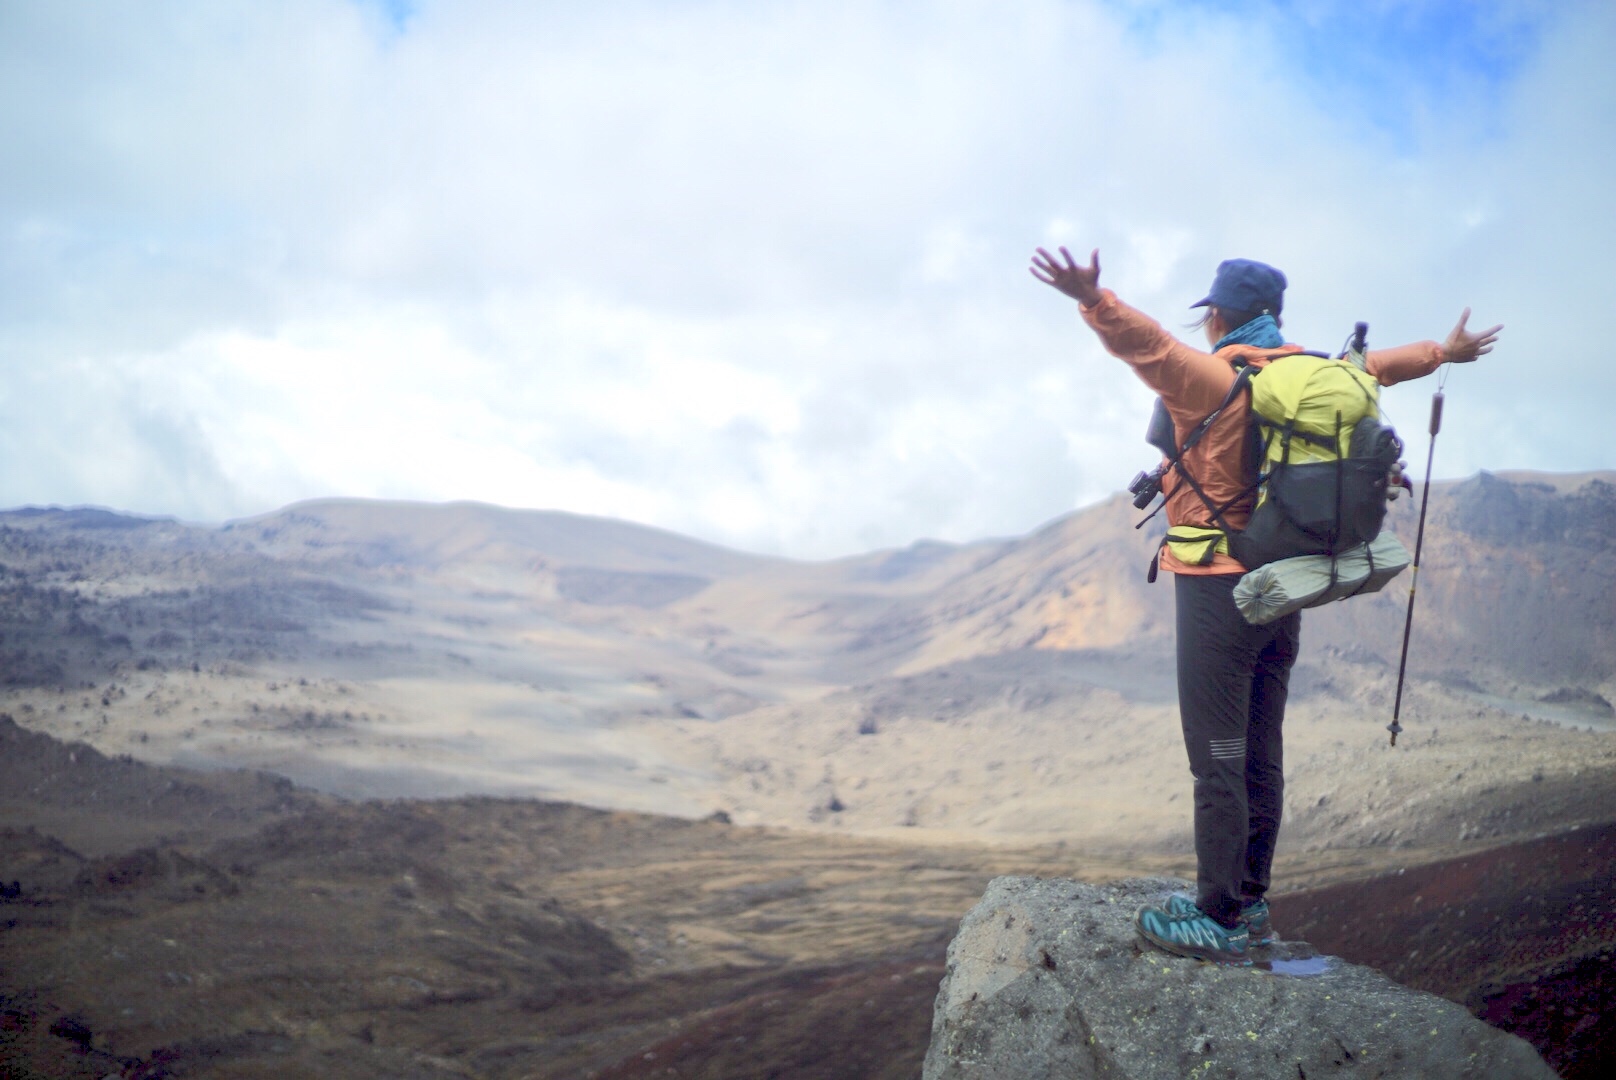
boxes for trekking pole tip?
[1387,720,1402,747]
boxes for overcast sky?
[2,0,1610,558]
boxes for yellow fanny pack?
[1164,526,1229,566]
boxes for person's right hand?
[1387,458,1411,501]
[1443,308,1503,364]
[1030,246,1102,307]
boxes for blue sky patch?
[1112,0,1545,149]
[353,0,418,34]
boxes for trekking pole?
[1388,373,1447,746]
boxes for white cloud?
[1,0,1610,557]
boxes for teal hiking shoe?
[1240,899,1275,946]
[1166,894,1276,946]
[1136,902,1250,965]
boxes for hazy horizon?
[7,464,1612,565]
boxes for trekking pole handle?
[1352,321,1368,353]
[1429,391,1444,436]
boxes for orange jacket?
[1080,289,1447,575]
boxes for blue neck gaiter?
[1213,313,1284,351]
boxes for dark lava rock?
[923,876,1557,1079]
[1449,472,1616,550]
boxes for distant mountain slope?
[225,498,777,578]
[844,496,1174,676]
[831,470,1616,690]
[3,473,1614,854]
[5,471,1612,695]
[1305,470,1616,687]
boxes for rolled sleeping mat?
[1233,530,1411,625]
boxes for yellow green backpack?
[1135,325,1404,572]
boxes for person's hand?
[1387,458,1411,501]
[1443,308,1503,364]
[1030,246,1102,307]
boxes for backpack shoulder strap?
[1156,362,1258,533]
[1168,362,1256,462]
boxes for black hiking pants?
[1174,572,1301,929]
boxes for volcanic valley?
[3,470,1614,1078]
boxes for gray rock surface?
[923,876,1558,1080]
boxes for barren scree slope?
[2,471,1612,856]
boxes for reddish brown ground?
[1273,822,1616,1078]
[4,713,1613,1078]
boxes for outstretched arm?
[1368,308,1503,386]
[1031,245,1237,412]
[1030,246,1103,307]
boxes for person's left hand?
[1443,308,1503,364]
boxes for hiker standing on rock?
[1030,247,1501,964]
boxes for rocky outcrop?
[924,876,1558,1080]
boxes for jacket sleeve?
[1366,341,1446,386]
[1078,289,1236,414]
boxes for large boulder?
[923,876,1557,1079]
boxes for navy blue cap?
[1191,258,1287,316]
